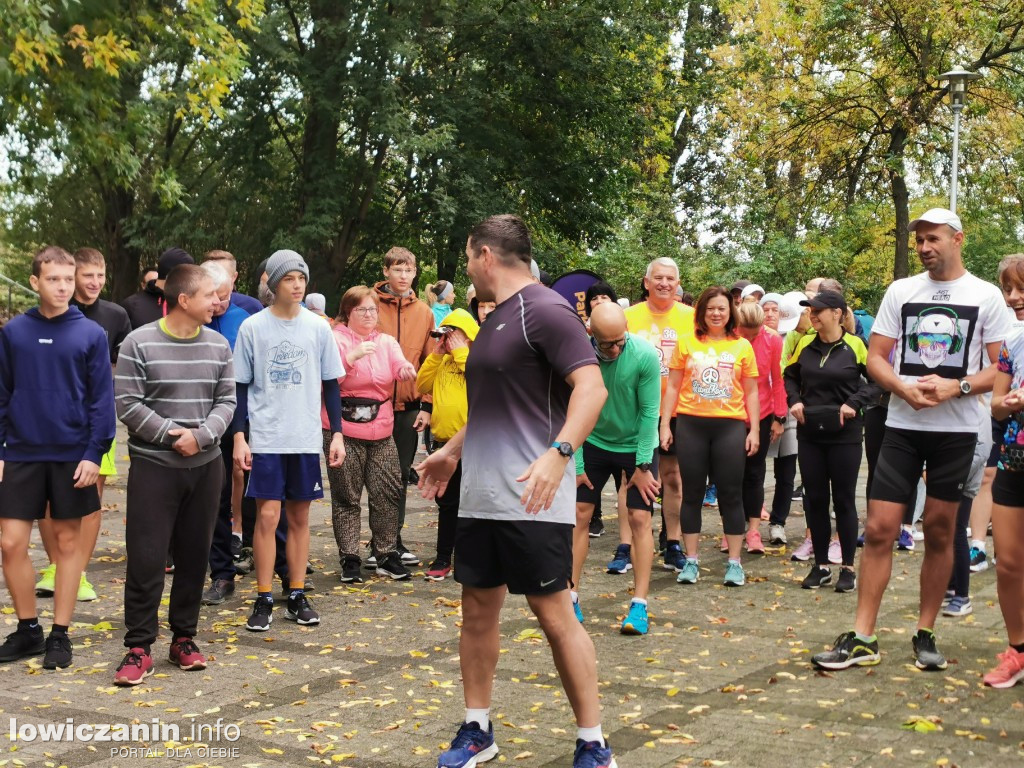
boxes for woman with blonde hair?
[427,280,456,326]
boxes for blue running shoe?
[437,721,498,768]
[663,542,685,571]
[897,528,915,551]
[703,484,718,508]
[573,598,584,623]
[573,738,617,768]
[606,544,632,574]
[620,601,648,635]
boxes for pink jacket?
[320,323,410,441]
[750,326,787,422]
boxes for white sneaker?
[911,524,924,542]
[768,524,787,545]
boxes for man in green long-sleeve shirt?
[572,302,662,635]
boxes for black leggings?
[743,417,773,520]
[951,495,972,598]
[675,415,746,536]
[770,454,797,525]
[798,439,861,567]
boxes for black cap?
[157,247,194,279]
[800,290,848,313]
[730,279,751,294]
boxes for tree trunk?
[887,124,911,280]
[104,184,139,301]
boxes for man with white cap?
[740,284,765,303]
[813,208,1011,672]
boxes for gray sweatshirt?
[115,321,236,468]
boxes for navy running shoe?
[573,738,617,768]
[437,721,498,768]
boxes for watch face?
[960,380,971,394]
[557,442,573,457]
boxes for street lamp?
[938,67,983,214]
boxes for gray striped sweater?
[114,322,236,468]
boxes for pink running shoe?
[790,535,814,562]
[828,539,842,564]
[984,648,1024,688]
[745,528,765,554]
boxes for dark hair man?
[416,215,617,768]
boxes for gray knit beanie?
[265,249,309,291]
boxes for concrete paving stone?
[1,431,1022,766]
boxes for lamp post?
[938,67,983,214]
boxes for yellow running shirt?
[669,334,757,420]
[624,301,695,397]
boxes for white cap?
[778,291,806,334]
[740,283,765,300]
[617,297,630,309]
[530,259,540,280]
[759,292,784,307]
[909,208,962,232]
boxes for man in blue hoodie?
[0,246,116,670]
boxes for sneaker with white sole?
[984,647,1024,688]
[942,595,972,617]
[969,546,988,572]
[790,535,814,561]
[245,596,274,632]
[437,721,498,768]
[768,524,787,545]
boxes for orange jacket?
[373,281,435,410]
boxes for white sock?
[971,539,986,552]
[466,709,489,729]
[571,590,579,604]
[631,597,647,606]
[577,725,605,746]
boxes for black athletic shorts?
[992,468,1024,507]
[0,461,100,521]
[989,417,1008,468]
[576,442,659,512]
[869,427,977,504]
[454,517,572,595]
[658,416,677,457]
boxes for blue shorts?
[246,454,324,502]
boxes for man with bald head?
[572,302,662,635]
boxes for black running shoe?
[339,556,364,584]
[42,633,73,669]
[245,596,274,632]
[834,569,857,593]
[588,516,605,538]
[376,552,411,580]
[801,565,832,590]
[812,630,880,670]
[230,535,242,561]
[202,578,235,605]
[912,629,948,670]
[0,628,45,663]
[285,593,320,625]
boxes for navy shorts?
[0,461,100,521]
[454,518,572,595]
[246,453,324,502]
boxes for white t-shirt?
[234,308,345,453]
[873,271,1011,433]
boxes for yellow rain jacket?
[416,308,479,441]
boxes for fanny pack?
[802,405,843,434]
[341,397,386,423]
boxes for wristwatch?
[958,379,972,397]
[551,441,574,458]
[773,415,787,425]
[636,462,653,472]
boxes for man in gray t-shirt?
[417,216,616,768]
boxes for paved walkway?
[1,433,1022,767]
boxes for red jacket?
[750,326,787,422]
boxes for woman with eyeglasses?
[784,290,879,593]
[322,286,417,584]
[660,286,760,587]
